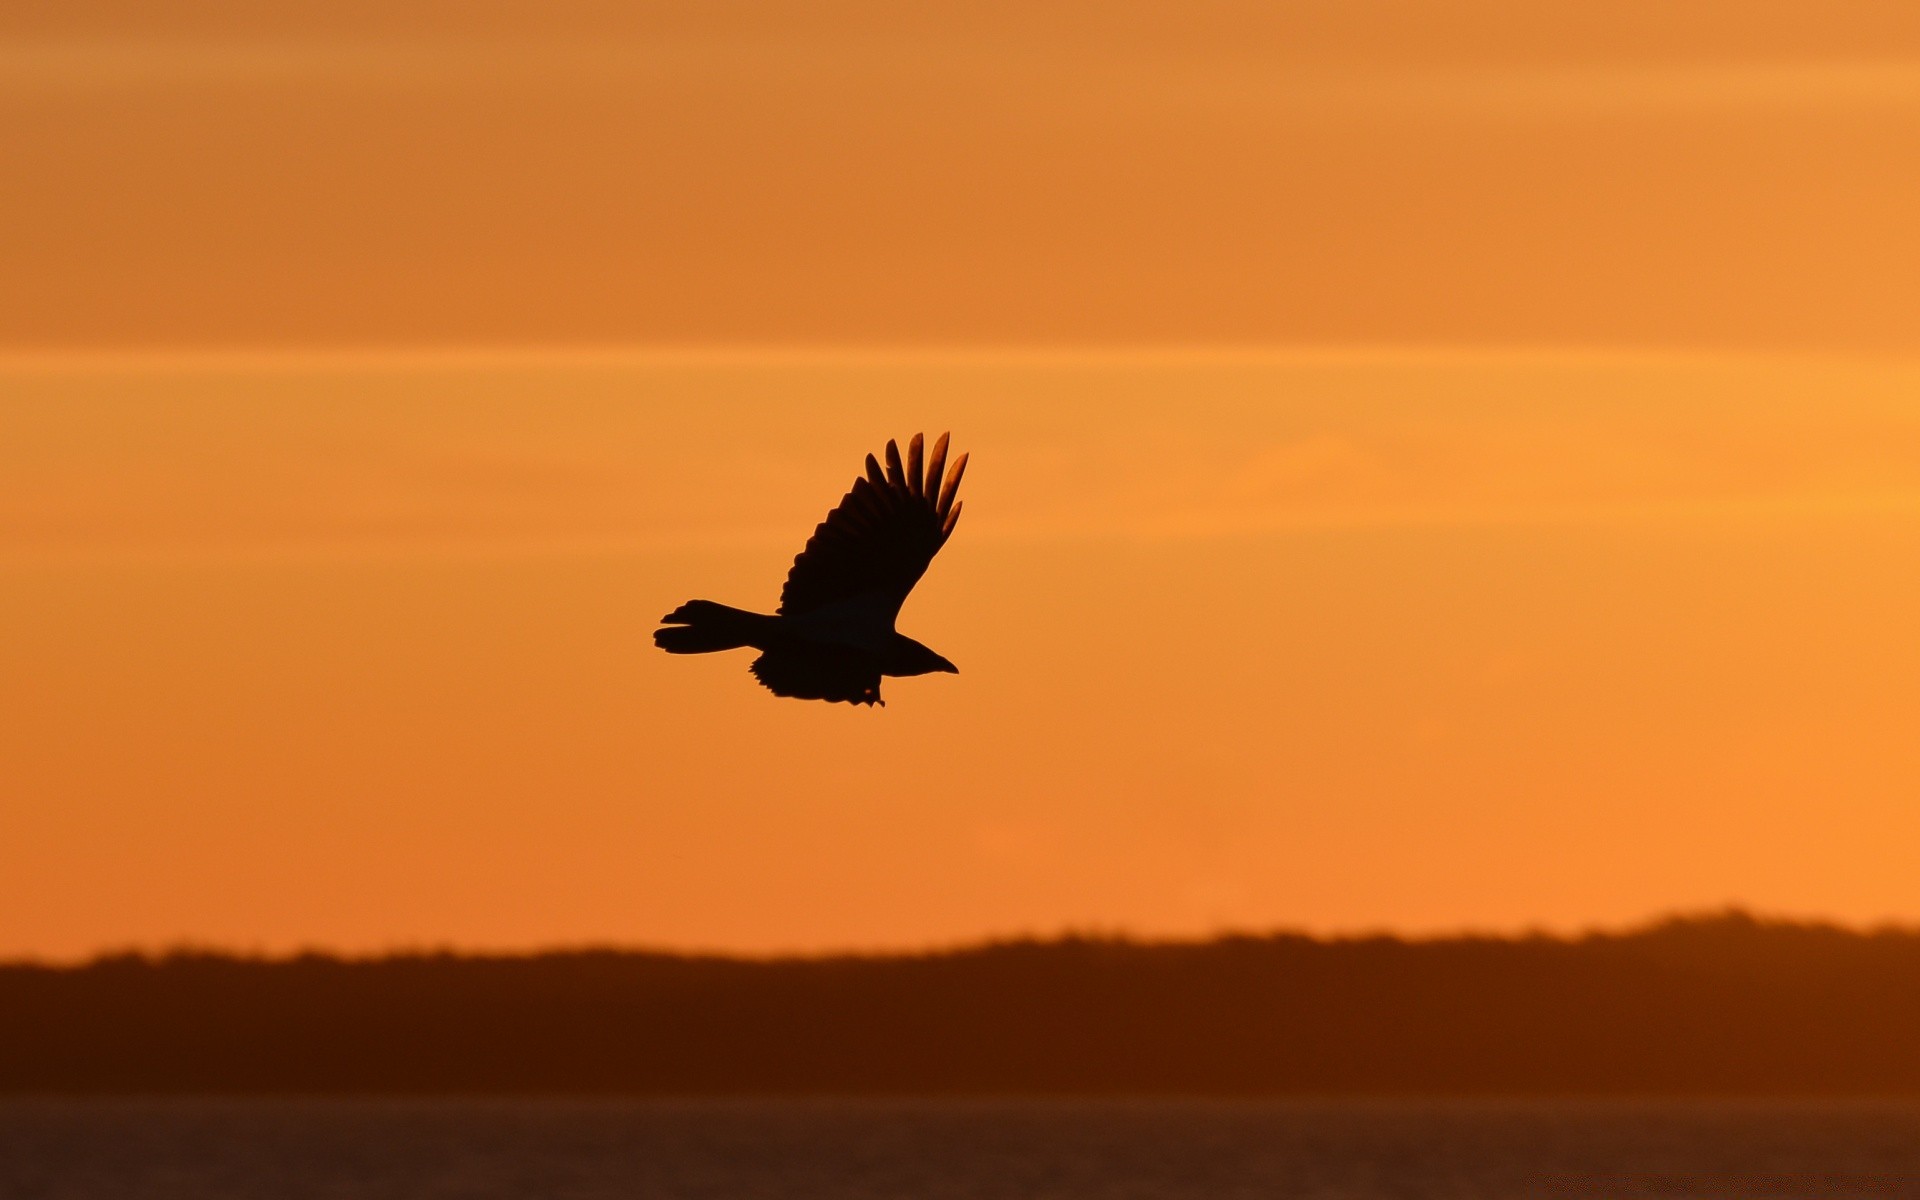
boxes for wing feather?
[884,439,907,489]
[923,433,949,505]
[779,432,968,617]
[935,451,968,518]
[846,479,887,525]
[906,433,925,498]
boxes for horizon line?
[12,906,1920,971]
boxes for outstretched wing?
[779,432,967,617]
[750,647,884,706]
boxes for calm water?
[3,1098,1919,1199]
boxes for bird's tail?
[654,600,772,654]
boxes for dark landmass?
[6,912,1920,1096]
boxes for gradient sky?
[5,3,1920,958]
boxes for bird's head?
[889,635,959,677]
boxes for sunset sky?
[5,2,1920,959]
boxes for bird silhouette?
[654,432,967,706]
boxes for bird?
[654,432,967,706]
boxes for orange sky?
[5,4,1920,958]
[9,1,1920,351]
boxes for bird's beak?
[938,657,959,674]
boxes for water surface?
[5,1097,1919,1199]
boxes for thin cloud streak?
[9,35,1920,115]
[7,347,1920,564]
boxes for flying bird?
[654,432,968,706]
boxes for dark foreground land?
[6,912,1919,1095]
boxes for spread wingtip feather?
[936,451,968,516]
[924,433,949,505]
[884,440,907,489]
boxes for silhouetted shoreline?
[7,912,1919,1096]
